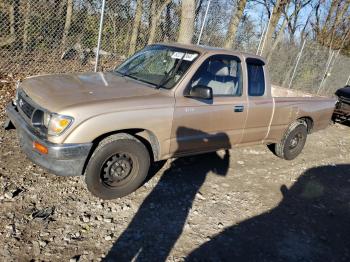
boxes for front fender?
[62,108,174,159]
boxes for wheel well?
[81,129,159,175]
[298,117,313,133]
[95,129,159,161]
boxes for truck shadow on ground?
[104,126,350,261]
[104,127,230,261]
[187,164,350,262]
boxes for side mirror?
[186,85,213,100]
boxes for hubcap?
[102,153,133,187]
[289,132,302,149]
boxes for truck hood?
[21,72,163,112]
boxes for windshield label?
[171,52,198,61]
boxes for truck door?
[240,58,273,144]
[170,54,248,156]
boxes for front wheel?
[268,121,308,160]
[85,133,150,199]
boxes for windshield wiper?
[155,53,186,89]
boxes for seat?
[193,60,238,96]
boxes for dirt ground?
[0,80,350,261]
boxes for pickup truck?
[5,43,336,199]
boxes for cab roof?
[154,42,266,63]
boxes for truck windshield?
[115,45,199,89]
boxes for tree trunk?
[177,0,195,44]
[23,0,31,51]
[224,0,247,49]
[129,0,143,55]
[266,16,287,62]
[0,2,16,47]
[147,1,157,44]
[13,0,21,49]
[262,0,290,57]
[147,0,172,44]
[61,0,73,47]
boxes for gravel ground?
[0,79,349,261]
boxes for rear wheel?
[268,120,308,160]
[85,133,150,199]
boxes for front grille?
[18,93,35,119]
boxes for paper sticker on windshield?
[171,52,198,61]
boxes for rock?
[105,235,112,241]
[121,204,130,211]
[237,160,244,165]
[104,218,112,223]
[81,215,90,223]
[196,192,206,200]
[4,192,13,199]
[32,207,55,220]
[184,223,191,231]
[32,241,40,256]
[39,240,47,247]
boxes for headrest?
[208,61,229,76]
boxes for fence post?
[317,50,335,94]
[288,39,306,89]
[256,23,266,55]
[94,0,106,72]
[197,0,211,45]
[258,10,273,56]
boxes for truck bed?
[272,85,319,98]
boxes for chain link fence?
[0,0,349,95]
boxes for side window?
[247,61,265,96]
[190,55,242,96]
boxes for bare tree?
[61,0,73,47]
[313,0,350,51]
[224,0,248,49]
[129,0,143,55]
[177,0,196,44]
[0,1,16,47]
[262,0,291,57]
[23,0,31,50]
[148,0,172,44]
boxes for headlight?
[48,114,74,136]
[43,111,51,128]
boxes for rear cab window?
[246,58,265,96]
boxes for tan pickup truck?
[5,43,336,199]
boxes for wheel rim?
[101,153,134,187]
[289,132,303,150]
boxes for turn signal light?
[33,141,48,154]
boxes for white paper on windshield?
[171,52,198,61]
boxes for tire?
[85,133,150,200]
[268,120,308,160]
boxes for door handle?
[234,105,244,112]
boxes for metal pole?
[317,50,335,94]
[94,0,106,72]
[197,0,211,45]
[259,10,273,56]
[318,49,341,94]
[256,23,267,55]
[288,39,306,89]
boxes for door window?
[190,55,242,96]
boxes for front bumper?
[5,102,93,176]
